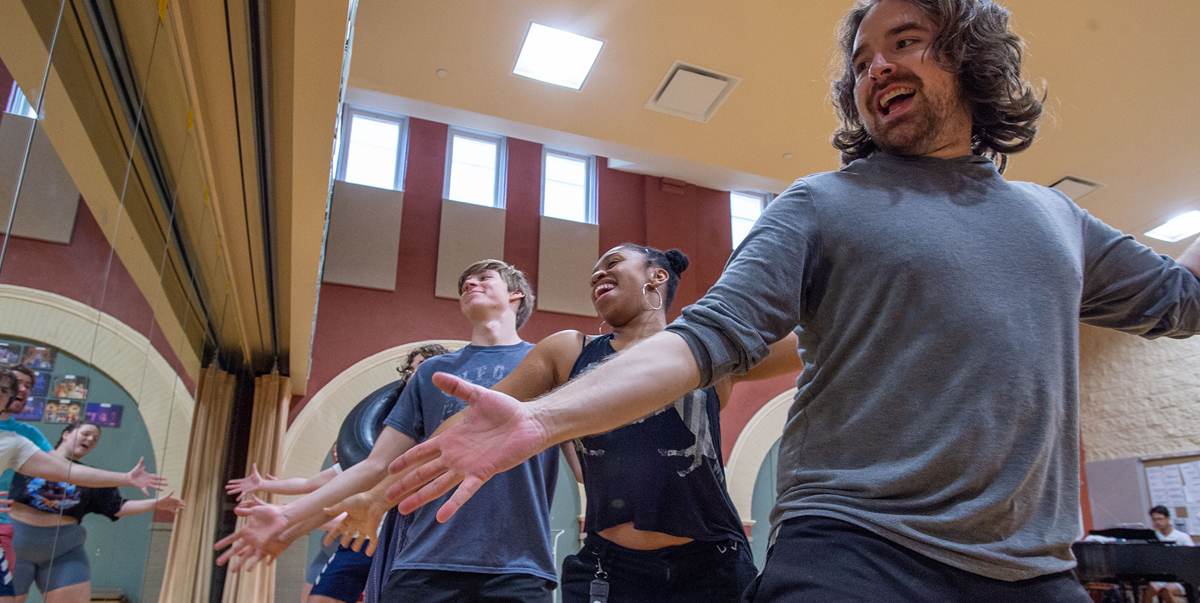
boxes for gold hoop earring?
[642,284,663,311]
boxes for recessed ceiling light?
[513,23,603,90]
[1145,210,1200,243]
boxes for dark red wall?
[0,201,195,392]
[292,117,794,443]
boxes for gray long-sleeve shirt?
[667,153,1200,581]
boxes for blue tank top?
[569,334,747,544]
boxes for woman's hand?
[155,491,187,516]
[322,492,387,556]
[226,463,272,501]
[125,457,167,495]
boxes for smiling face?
[459,268,523,320]
[589,246,667,326]
[851,0,972,159]
[8,370,32,413]
[60,424,101,460]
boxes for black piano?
[1073,541,1200,603]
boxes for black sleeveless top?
[569,334,747,544]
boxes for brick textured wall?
[1079,324,1200,461]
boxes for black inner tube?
[335,379,406,469]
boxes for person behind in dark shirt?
[384,1,1200,602]
[9,421,185,603]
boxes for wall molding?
[0,284,194,486]
[725,388,794,523]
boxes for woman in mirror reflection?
[7,419,182,603]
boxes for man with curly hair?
[341,1,1200,601]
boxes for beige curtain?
[158,366,238,603]
[220,372,292,603]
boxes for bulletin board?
[1142,453,1200,535]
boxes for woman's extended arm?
[17,453,165,495]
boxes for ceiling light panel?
[513,23,603,90]
[1146,210,1200,243]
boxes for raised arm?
[226,463,338,499]
[17,453,165,495]
[116,491,186,517]
[391,332,699,521]
[1178,236,1200,277]
[215,427,415,570]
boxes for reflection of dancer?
[217,260,560,602]
[0,369,165,603]
[9,421,182,603]
[0,366,51,601]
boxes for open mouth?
[878,86,916,116]
[593,282,615,300]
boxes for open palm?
[387,372,553,522]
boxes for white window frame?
[443,128,507,208]
[540,148,596,224]
[730,191,773,249]
[335,106,407,191]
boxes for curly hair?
[831,0,1043,173]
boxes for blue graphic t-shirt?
[383,342,559,581]
[0,419,53,525]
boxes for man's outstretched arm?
[389,331,700,521]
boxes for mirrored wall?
[0,0,241,599]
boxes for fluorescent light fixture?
[1145,210,1200,243]
[513,23,603,90]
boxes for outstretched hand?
[214,497,291,572]
[323,493,384,556]
[386,372,554,522]
[225,463,271,501]
[126,457,167,495]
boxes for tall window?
[4,84,38,119]
[542,149,594,223]
[337,107,405,190]
[731,191,769,248]
[445,129,504,207]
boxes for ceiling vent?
[1050,175,1103,201]
[645,61,740,123]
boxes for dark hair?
[1150,505,1171,517]
[621,244,690,311]
[0,368,13,391]
[2,364,35,386]
[57,420,101,448]
[457,259,536,328]
[831,0,1043,173]
[400,344,451,380]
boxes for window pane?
[4,85,38,119]
[448,135,499,206]
[448,161,496,206]
[732,216,756,248]
[452,136,498,169]
[543,153,589,223]
[731,192,763,220]
[344,114,400,189]
[544,180,586,222]
[546,154,586,185]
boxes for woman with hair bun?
[450,243,800,602]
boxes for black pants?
[561,532,758,603]
[744,516,1092,603]
[381,568,555,603]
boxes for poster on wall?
[0,343,23,365]
[43,401,82,424]
[12,398,43,422]
[29,372,50,398]
[85,403,122,428]
[51,375,88,400]
[20,347,55,371]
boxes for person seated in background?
[1142,505,1194,603]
